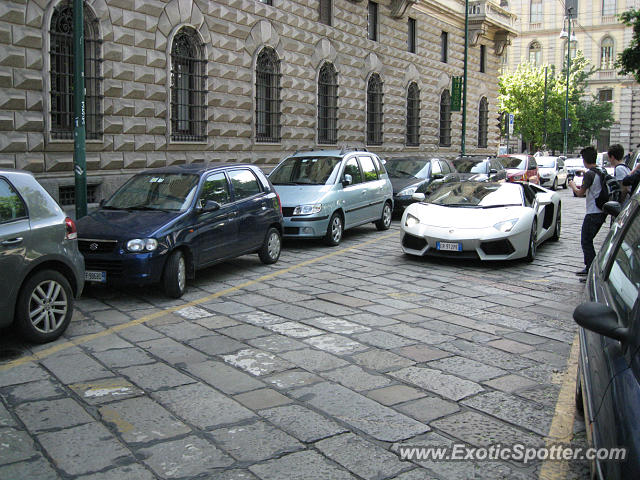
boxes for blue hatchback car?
[76,164,283,298]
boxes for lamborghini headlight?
[493,218,519,233]
[405,213,420,228]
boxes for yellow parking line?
[1,231,397,373]
[538,334,580,480]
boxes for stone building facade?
[0,0,515,204]
[506,0,640,153]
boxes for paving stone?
[259,404,347,442]
[354,330,418,349]
[390,366,484,401]
[523,349,568,369]
[184,360,265,394]
[234,311,287,326]
[83,334,133,352]
[487,338,536,354]
[516,384,561,409]
[345,312,399,327]
[210,420,304,462]
[315,433,410,480]
[99,396,190,444]
[215,469,260,480]
[206,301,255,315]
[461,390,552,436]
[392,469,439,480]
[153,320,214,340]
[0,457,58,480]
[233,388,292,410]
[263,370,324,390]
[40,352,112,384]
[92,347,156,368]
[152,383,255,429]
[249,450,355,480]
[118,363,195,391]
[395,345,451,363]
[0,402,16,427]
[175,306,213,319]
[222,348,295,376]
[116,324,165,342]
[298,299,359,316]
[483,374,540,393]
[74,464,156,480]
[0,427,38,464]
[70,377,143,405]
[15,398,93,433]
[247,334,307,352]
[260,303,323,320]
[265,321,324,338]
[259,287,314,302]
[194,315,241,330]
[138,337,209,365]
[321,364,392,391]
[365,385,427,406]
[280,349,349,372]
[218,324,271,340]
[351,350,415,372]
[395,396,460,423]
[427,355,507,381]
[0,363,50,388]
[291,383,429,441]
[139,435,233,478]
[304,334,369,355]
[419,319,472,335]
[188,334,247,355]
[504,331,555,345]
[317,292,373,307]
[38,423,131,476]
[302,316,372,334]
[432,411,544,448]
[439,339,536,372]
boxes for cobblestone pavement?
[0,188,606,480]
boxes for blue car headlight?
[126,238,158,252]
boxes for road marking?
[538,333,580,480]
[0,231,397,373]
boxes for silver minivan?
[268,149,394,245]
[0,169,84,343]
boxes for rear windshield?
[269,156,342,185]
[453,159,488,174]
[384,158,431,179]
[500,156,527,169]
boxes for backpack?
[593,167,621,209]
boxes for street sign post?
[508,113,514,135]
[451,76,462,112]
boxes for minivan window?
[269,156,342,185]
[359,156,379,181]
[344,158,363,184]
[104,173,198,212]
[0,178,27,223]
[229,170,261,200]
[200,172,231,205]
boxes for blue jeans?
[581,213,607,269]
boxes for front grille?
[84,259,124,278]
[480,239,515,256]
[402,234,427,250]
[78,239,118,254]
[284,227,300,235]
[282,207,295,217]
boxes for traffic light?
[497,112,504,133]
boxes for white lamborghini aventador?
[401,181,561,262]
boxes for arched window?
[318,62,338,144]
[170,27,207,142]
[528,41,542,66]
[50,2,102,139]
[478,97,488,148]
[406,82,420,146]
[439,90,451,147]
[601,37,614,69]
[256,47,281,143]
[366,74,383,145]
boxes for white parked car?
[537,156,568,190]
[565,157,586,194]
[401,181,561,262]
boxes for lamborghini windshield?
[427,182,523,208]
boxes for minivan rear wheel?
[258,227,282,264]
[163,250,186,298]
[324,212,343,246]
[16,270,73,344]
[375,202,392,231]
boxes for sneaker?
[575,269,588,276]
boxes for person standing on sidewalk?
[608,144,631,204]
[568,146,607,277]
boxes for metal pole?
[461,0,469,155]
[73,0,87,219]
[543,66,548,148]
[563,17,571,155]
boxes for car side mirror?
[198,200,221,212]
[603,201,621,218]
[342,174,352,187]
[489,169,498,174]
[431,173,444,180]
[573,302,630,343]
[412,193,426,202]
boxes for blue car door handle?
[1,237,23,246]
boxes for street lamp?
[560,11,576,154]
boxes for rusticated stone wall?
[0,0,502,202]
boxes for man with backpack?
[608,144,631,204]
[568,146,607,277]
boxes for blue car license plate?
[436,241,462,252]
[85,270,106,283]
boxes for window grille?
[408,18,416,53]
[367,74,383,146]
[439,90,451,147]
[50,2,102,140]
[318,63,338,144]
[59,184,98,205]
[319,0,332,26]
[256,47,282,143]
[478,97,488,148]
[406,82,420,146]
[368,2,378,41]
[171,27,207,142]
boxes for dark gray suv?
[0,170,84,343]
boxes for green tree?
[616,9,640,82]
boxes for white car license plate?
[437,241,462,252]
[85,270,106,283]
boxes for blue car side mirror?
[573,302,630,343]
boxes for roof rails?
[340,146,369,155]
[292,146,318,155]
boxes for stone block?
[123,117,146,134]
[103,79,123,98]
[112,62,134,81]
[98,153,123,171]
[0,66,11,88]
[0,3,23,23]
[13,69,41,90]
[122,10,146,30]
[154,30,167,51]
[154,68,166,85]
[12,26,41,49]
[146,118,165,134]
[14,153,42,172]
[157,12,172,37]
[103,43,123,62]
[25,2,44,28]
[134,30,154,49]
[112,99,135,116]
[103,116,123,134]
[113,26,134,46]
[134,100,154,117]
[145,83,165,101]
[0,45,25,68]
[85,152,101,171]
[122,81,145,99]
[113,135,135,152]
[0,23,9,44]
[25,48,42,69]
[134,65,155,84]
[146,151,166,167]
[122,45,146,65]
[146,49,165,68]
[27,132,43,152]
[123,152,147,169]
[134,135,155,151]
[0,132,27,152]
[166,151,187,166]
[0,111,13,130]
[15,111,43,131]
[0,154,15,169]
[45,152,73,172]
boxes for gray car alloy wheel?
[382,204,392,227]
[267,230,281,260]
[331,216,343,243]
[29,279,69,334]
